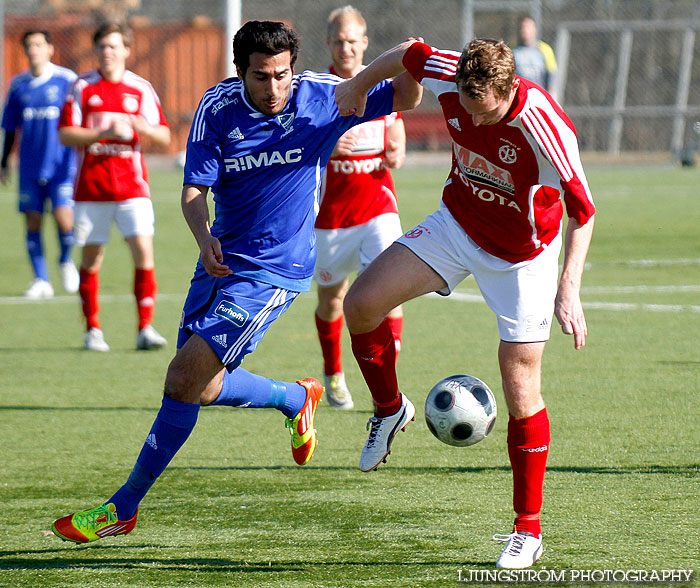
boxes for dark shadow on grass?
[0,405,156,412]
[166,464,700,476]
[656,360,700,366]
[0,347,95,353]
[0,547,487,572]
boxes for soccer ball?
[424,374,497,447]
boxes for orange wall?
[4,15,227,154]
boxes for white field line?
[585,258,700,268]
[582,284,700,294]
[1,285,699,313]
[0,292,186,306]
[430,288,700,314]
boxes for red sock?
[79,268,100,330]
[386,315,404,356]
[507,408,550,537]
[315,314,344,375]
[350,319,400,416]
[134,267,157,330]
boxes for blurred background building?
[3,0,700,161]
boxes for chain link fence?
[4,0,700,160]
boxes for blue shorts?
[18,175,75,214]
[178,263,299,371]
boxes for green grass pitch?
[0,162,698,587]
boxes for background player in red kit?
[314,6,406,409]
[336,38,595,568]
[59,22,171,352]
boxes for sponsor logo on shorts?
[404,225,430,239]
[526,315,550,332]
[214,300,249,328]
[318,270,332,283]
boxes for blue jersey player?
[52,20,422,543]
[1,30,79,298]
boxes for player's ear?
[235,65,243,79]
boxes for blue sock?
[57,229,75,264]
[26,230,49,281]
[108,395,200,519]
[211,367,306,419]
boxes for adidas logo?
[212,333,228,348]
[145,433,157,450]
[448,117,461,131]
[539,318,549,329]
[228,127,244,140]
[87,94,103,107]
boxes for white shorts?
[397,205,561,343]
[314,212,402,287]
[74,198,155,246]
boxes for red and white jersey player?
[315,66,401,230]
[60,68,167,202]
[402,41,595,262]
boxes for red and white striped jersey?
[403,42,595,262]
[315,66,400,230]
[60,69,167,202]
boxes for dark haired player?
[52,20,421,543]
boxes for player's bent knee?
[343,288,383,332]
[163,362,198,404]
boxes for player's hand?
[103,119,134,142]
[129,114,150,136]
[200,235,232,277]
[554,280,587,350]
[384,139,405,169]
[335,78,368,117]
[332,132,357,156]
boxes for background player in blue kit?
[52,20,422,543]
[1,30,79,299]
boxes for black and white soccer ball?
[424,374,497,447]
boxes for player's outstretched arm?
[336,38,423,116]
[554,215,595,350]
[181,184,232,277]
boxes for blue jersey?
[184,71,394,292]
[1,63,77,184]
